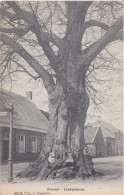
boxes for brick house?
[93,120,123,156]
[0,90,49,163]
[72,126,107,157]
[85,120,123,157]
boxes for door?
[107,143,112,156]
[3,140,9,160]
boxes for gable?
[94,127,106,145]
[84,126,99,143]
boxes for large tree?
[0,1,123,180]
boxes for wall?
[94,128,107,157]
[114,132,123,156]
[105,138,115,156]
[0,127,47,163]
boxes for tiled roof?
[0,90,49,132]
[84,126,99,143]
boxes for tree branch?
[84,20,110,31]
[0,51,14,77]
[0,26,30,37]
[111,30,123,41]
[6,1,34,24]
[86,16,123,63]
[5,1,63,71]
[5,1,63,48]
[0,8,21,22]
[0,34,55,93]
[11,59,40,80]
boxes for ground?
[0,156,123,195]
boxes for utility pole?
[8,103,13,183]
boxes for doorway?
[107,143,112,156]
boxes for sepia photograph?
[0,1,123,195]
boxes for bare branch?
[0,26,30,37]
[11,59,40,80]
[86,16,123,63]
[4,1,64,71]
[0,51,14,76]
[84,20,110,31]
[5,1,63,48]
[0,10,21,22]
[0,34,55,93]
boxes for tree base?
[16,155,104,181]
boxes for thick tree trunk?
[17,84,70,180]
[77,89,90,177]
[16,58,95,180]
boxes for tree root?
[16,151,50,180]
[16,154,104,181]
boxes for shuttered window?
[18,134,25,153]
[25,135,30,152]
[42,137,47,148]
[31,136,37,152]
[37,136,41,152]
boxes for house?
[71,120,123,157]
[93,120,123,156]
[86,120,123,156]
[72,126,107,157]
[0,90,49,163]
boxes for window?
[3,132,9,139]
[5,133,9,138]
[19,134,25,153]
[31,136,37,152]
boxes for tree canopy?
[0,1,123,94]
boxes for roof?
[86,120,123,139]
[93,120,120,134]
[100,127,115,139]
[0,89,49,132]
[40,110,49,120]
[84,126,99,143]
[92,120,121,138]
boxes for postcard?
[0,1,123,195]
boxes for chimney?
[26,91,32,100]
